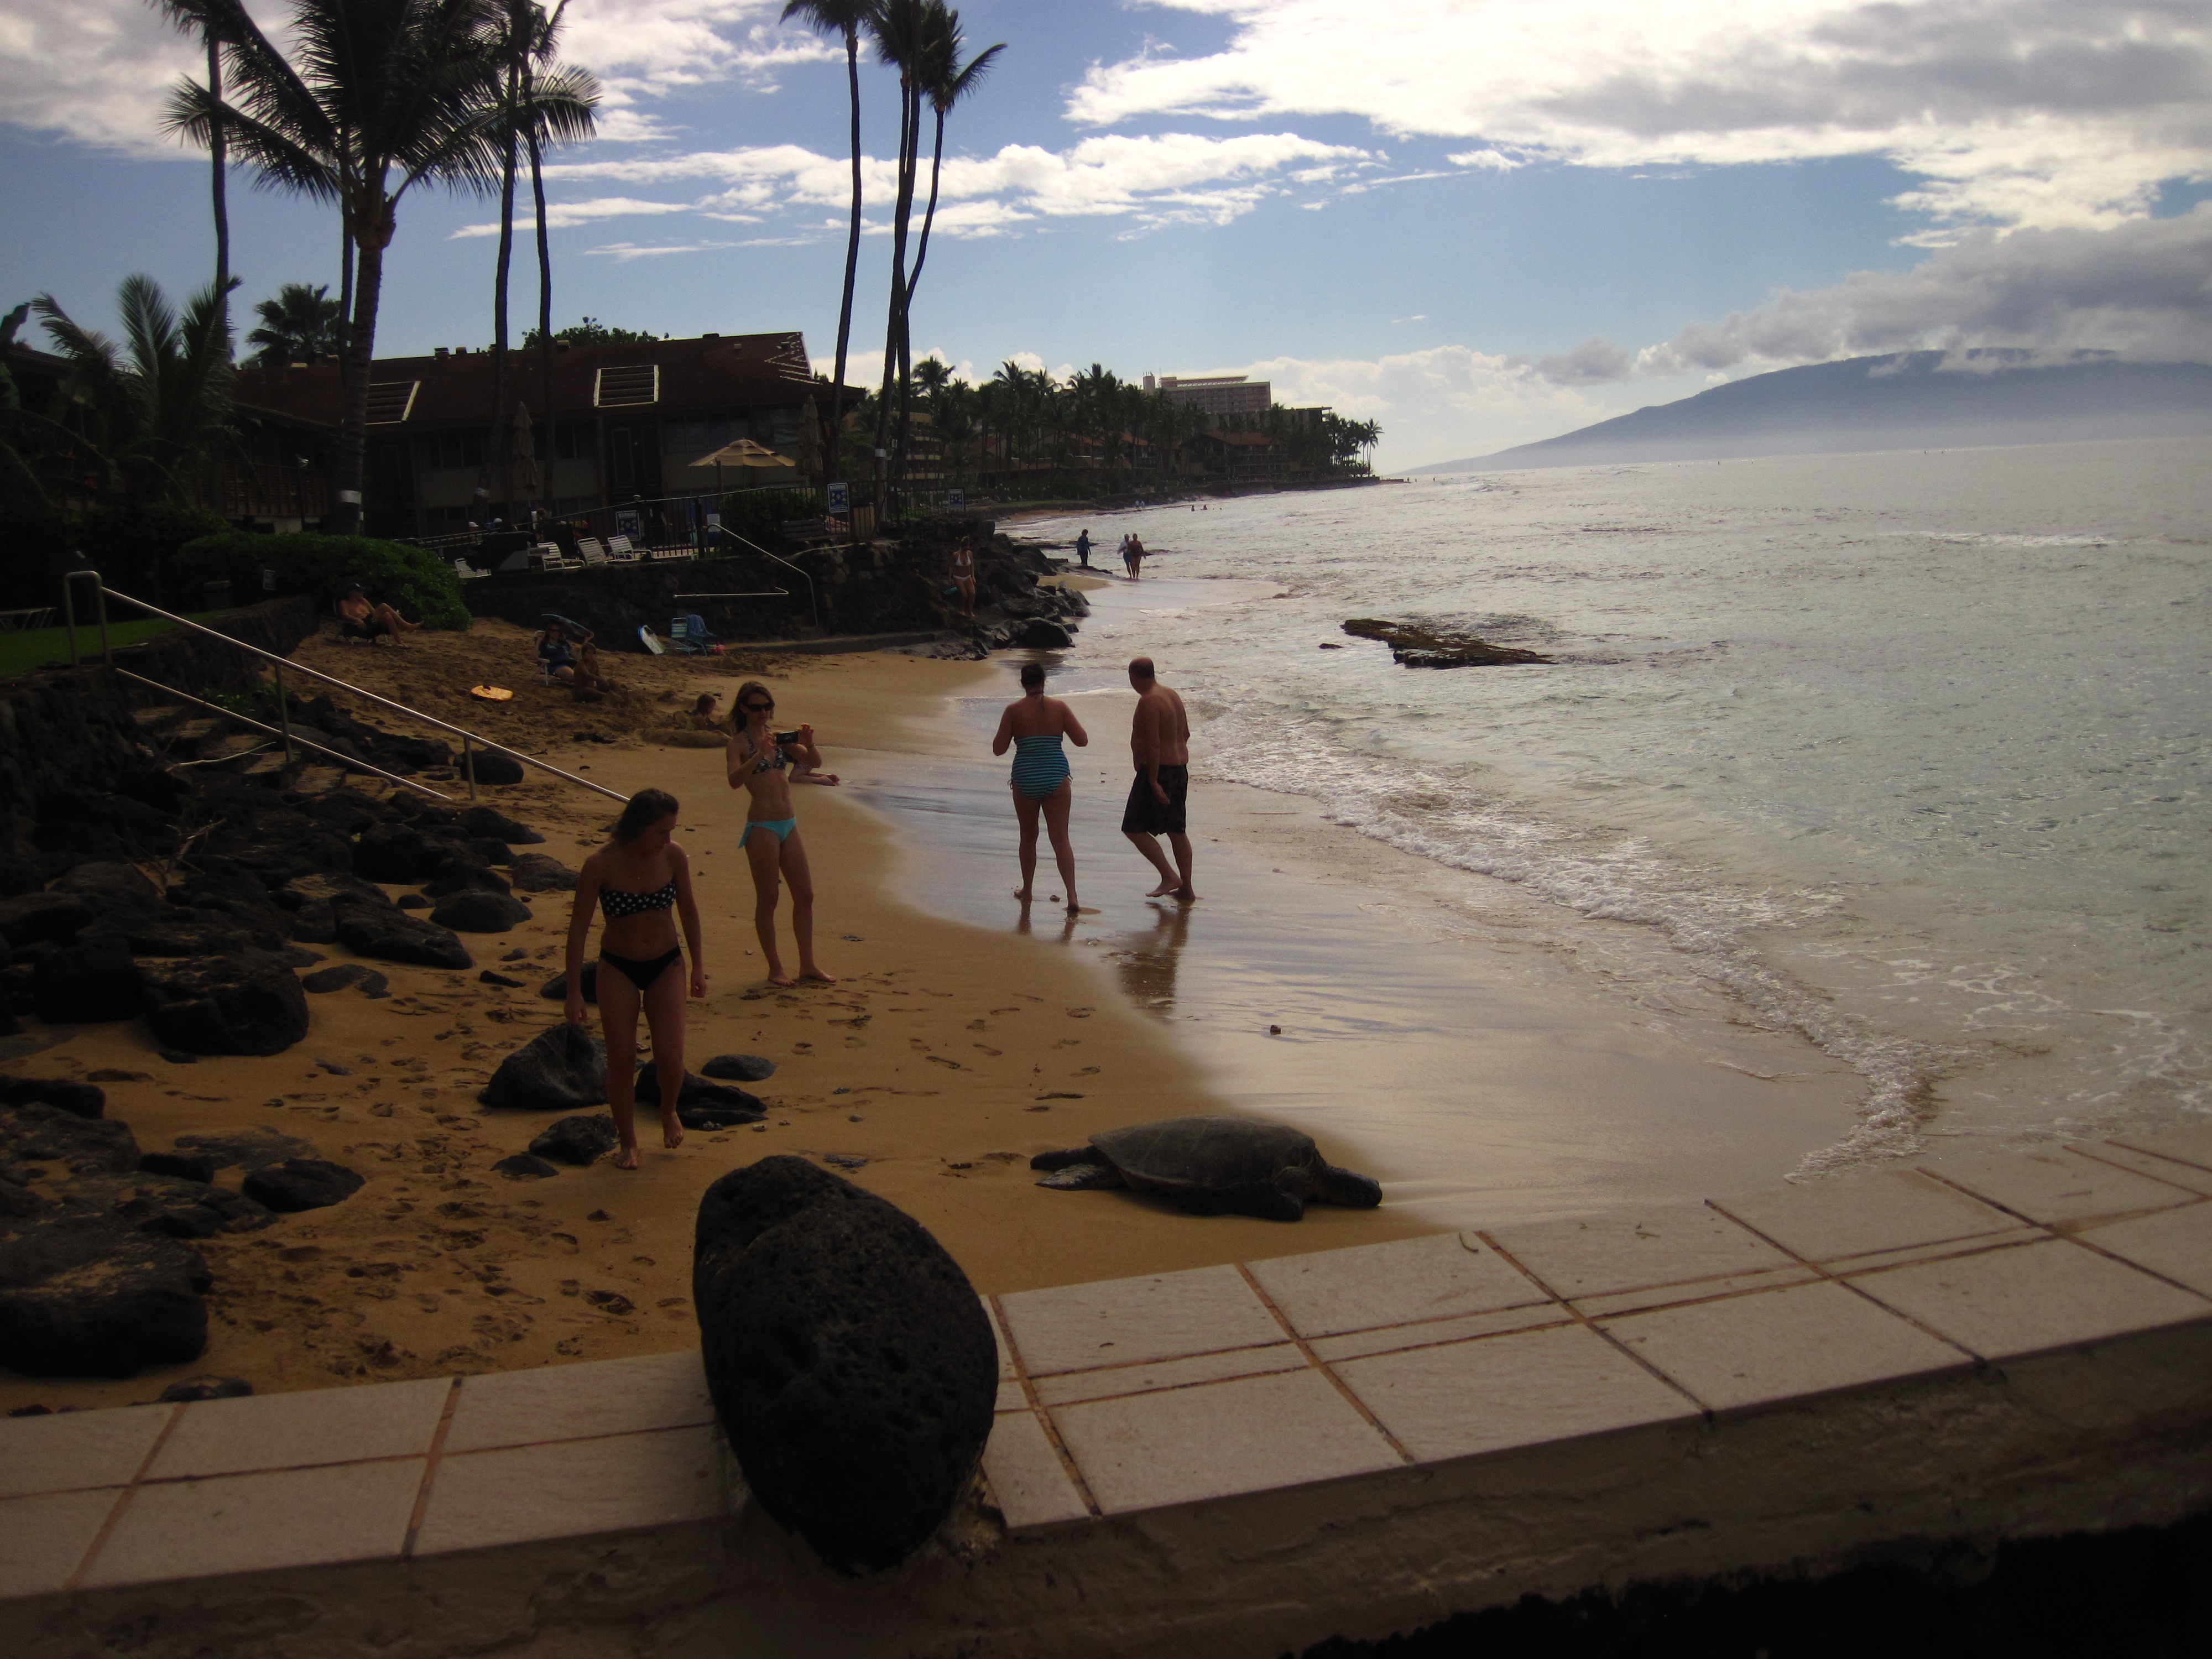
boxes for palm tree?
[868,0,938,509]
[153,1,241,353]
[164,0,593,536]
[32,274,238,507]
[781,0,877,483]
[246,281,341,365]
[902,8,999,311]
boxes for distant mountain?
[1409,351,2212,472]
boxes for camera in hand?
[775,729,801,746]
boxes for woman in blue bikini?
[991,661,1090,912]
[727,680,836,986]
[563,787,707,1169]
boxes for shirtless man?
[338,585,421,644]
[1120,655,1196,901]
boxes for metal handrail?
[112,667,452,800]
[62,571,625,804]
[718,531,820,628]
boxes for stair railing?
[711,531,821,629]
[61,570,626,804]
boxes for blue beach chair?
[669,613,720,655]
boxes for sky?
[3,0,2209,467]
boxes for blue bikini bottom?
[741,817,797,848]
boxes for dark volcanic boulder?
[138,952,311,1056]
[635,1061,766,1127]
[171,1126,316,1172]
[430,889,531,933]
[528,1113,619,1166]
[1013,618,1075,649]
[538,962,599,1004]
[1,1077,107,1119]
[301,963,391,998]
[336,906,473,970]
[103,1175,273,1238]
[460,806,545,846]
[478,1022,609,1111]
[423,854,512,898]
[693,1157,997,1574]
[139,1149,219,1183]
[492,1151,559,1180]
[0,1217,210,1378]
[33,935,142,1023]
[702,1053,777,1083]
[98,907,258,959]
[509,853,581,893]
[0,1104,139,1174]
[51,860,161,904]
[352,822,428,882]
[468,749,527,786]
[160,1374,253,1402]
[0,893,93,948]
[243,1157,364,1213]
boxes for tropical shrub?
[718,486,822,547]
[174,531,469,629]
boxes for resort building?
[1144,372,1272,419]
[231,330,852,541]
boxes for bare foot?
[1014,888,1034,903]
[799,967,839,984]
[615,1143,640,1170]
[767,971,796,988]
[1173,886,1199,902]
[1145,878,1179,897]
[661,1112,684,1150]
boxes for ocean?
[1010,436,2211,1175]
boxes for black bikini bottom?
[599,947,682,992]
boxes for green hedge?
[173,532,470,630]
[718,486,822,549]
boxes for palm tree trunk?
[873,74,917,513]
[907,106,946,303]
[336,222,354,401]
[530,129,555,508]
[208,36,230,355]
[333,204,389,538]
[831,28,863,472]
[486,61,519,521]
[894,105,946,492]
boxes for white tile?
[0,1404,171,1499]
[2107,1123,2212,1174]
[0,1488,124,1597]
[1600,1280,1970,1411]
[980,1411,1089,1531]
[2071,1143,2212,1198]
[1248,1232,1551,1339]
[1712,1170,2019,1264]
[1571,1265,1819,1322]
[1335,1324,1698,1464]
[445,1351,712,1453]
[1806,1228,2044,1277]
[1310,1305,1574,1364]
[2074,1203,2212,1298]
[1848,1238,2211,1361]
[413,1425,728,1555]
[1485,1203,1793,1301]
[147,1378,451,1481]
[1033,1343,1307,1407]
[983,1300,1017,1381]
[998,1264,1284,1376]
[1052,1369,1400,1515]
[80,1460,423,1587]
[1923,1150,2198,1227]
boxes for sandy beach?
[1,607,1865,1413]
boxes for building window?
[413,430,486,470]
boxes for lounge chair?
[452,555,492,581]
[606,535,644,564]
[579,542,612,570]
[668,613,719,655]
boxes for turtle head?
[1314,1162,1382,1209]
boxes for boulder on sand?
[301,963,391,998]
[702,1053,776,1083]
[528,1114,618,1166]
[32,935,142,1024]
[242,1157,365,1213]
[1,1104,140,1175]
[509,853,581,893]
[692,1156,997,1575]
[468,749,526,786]
[0,1216,211,1378]
[422,854,512,899]
[0,1077,107,1119]
[0,892,93,948]
[336,906,473,970]
[171,1126,316,1173]
[138,952,312,1056]
[492,1152,559,1180]
[352,822,428,883]
[538,962,598,1004]
[478,1022,609,1111]
[635,1060,765,1127]
[460,806,545,846]
[430,889,531,933]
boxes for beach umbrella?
[693,436,797,497]
[511,403,541,502]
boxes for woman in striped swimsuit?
[563,787,707,1168]
[992,661,1091,912]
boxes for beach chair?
[668,613,719,655]
[529,544,580,572]
[579,541,612,570]
[606,534,643,563]
[451,555,491,581]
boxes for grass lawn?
[0,613,221,681]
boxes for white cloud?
[452,197,697,237]
[1075,0,2212,232]
[1527,204,2212,383]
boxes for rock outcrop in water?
[1342,618,1551,667]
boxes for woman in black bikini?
[563,787,707,1168]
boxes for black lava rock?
[138,1150,220,1183]
[468,750,527,786]
[635,1061,766,1126]
[702,1053,778,1083]
[478,969,525,988]
[538,962,599,1004]
[106,1175,273,1239]
[159,1375,253,1402]
[0,1217,210,1378]
[1013,618,1075,649]
[336,907,473,970]
[138,952,312,1057]
[430,889,531,933]
[51,861,161,905]
[528,1113,619,1166]
[352,823,427,882]
[509,853,581,894]
[0,1178,44,1218]
[32,935,142,1024]
[492,1152,560,1180]
[460,806,544,845]
[397,894,431,910]
[692,1157,997,1575]
[171,1126,317,1172]
[477,1022,609,1111]
[1,1077,107,1119]
[0,1104,140,1175]
[301,963,392,998]
[422,854,512,899]
[467,837,514,865]
[242,1157,365,1213]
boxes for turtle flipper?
[1031,1146,1106,1172]
[1037,1161,1125,1192]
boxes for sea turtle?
[1030,1117,1381,1222]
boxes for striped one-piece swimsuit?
[1010,732,1071,801]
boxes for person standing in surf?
[992,661,1091,912]
[1122,655,1196,900]
[563,787,707,1170]
[726,680,836,986]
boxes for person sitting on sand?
[337,585,421,645]
[726,681,836,986]
[992,660,1090,912]
[563,787,708,1169]
[684,692,725,731]
[536,618,578,684]
[570,632,609,701]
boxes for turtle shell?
[1089,1117,1318,1193]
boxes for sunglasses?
[742,700,775,713]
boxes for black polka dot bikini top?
[600,878,676,919]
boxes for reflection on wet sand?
[1107,902,1192,1018]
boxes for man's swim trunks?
[1121,764,1188,835]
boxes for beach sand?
[2,613,1863,1412]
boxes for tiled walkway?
[4,1127,2211,1657]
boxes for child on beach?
[564,788,707,1169]
[685,692,724,731]
[992,660,1090,912]
[726,680,836,986]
